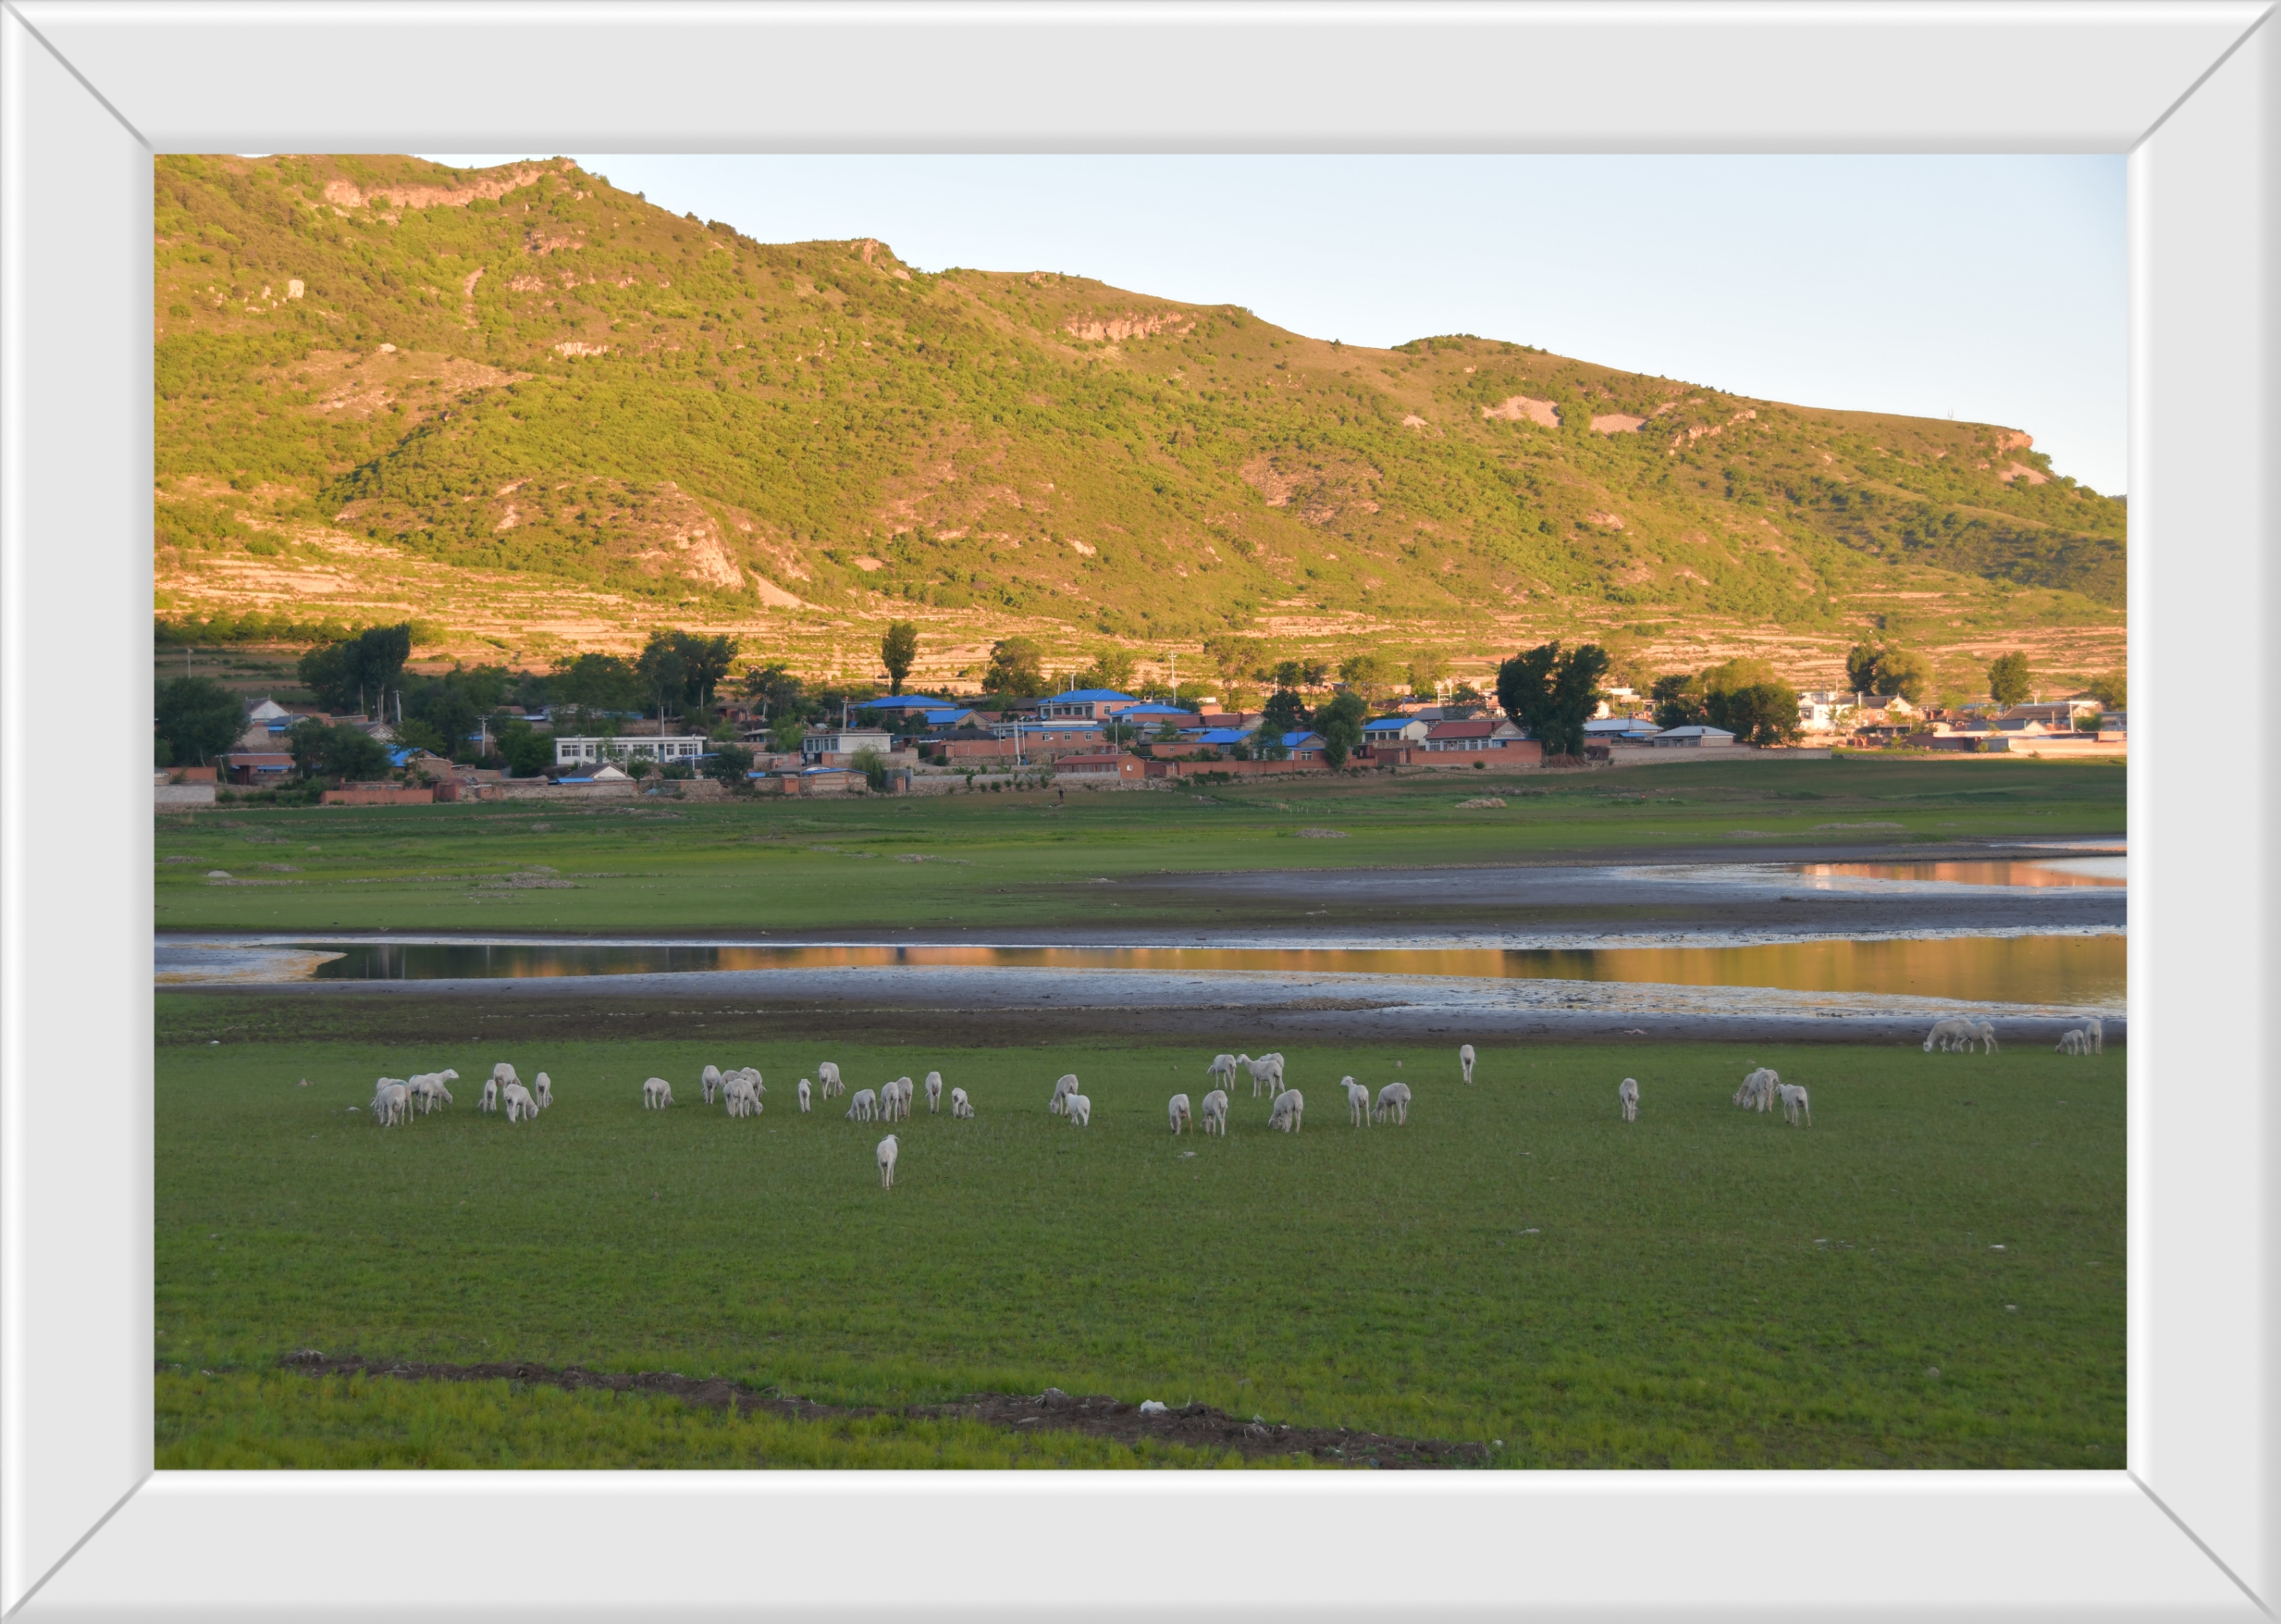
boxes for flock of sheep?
[360,1020,2107,1186]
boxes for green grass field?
[159,758,2127,935]
[158,1026,2124,1469]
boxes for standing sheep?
[371,1080,411,1127]
[1969,1022,1999,1055]
[1459,1044,1477,1085]
[797,1078,812,1114]
[1199,1089,1228,1136]
[1373,1082,1411,1126]
[2085,1016,2104,1056]
[478,1077,499,1114]
[1063,1092,1093,1128]
[701,1064,723,1106]
[1207,1054,1237,1090]
[1049,1074,1080,1115]
[1777,1083,1812,1126]
[533,1072,552,1110]
[732,1077,766,1118]
[1268,1089,1305,1133]
[950,1086,974,1119]
[816,1062,844,1100]
[1343,1077,1373,1128]
[1619,1077,1640,1122]
[407,1073,453,1115]
[491,1062,520,1089]
[1168,1093,1192,1135]
[501,1082,538,1123]
[1734,1068,1780,1112]
[877,1134,899,1190]
[925,1071,944,1114]
[847,1088,879,1123]
[1237,1054,1284,1098]
[642,1077,674,1110]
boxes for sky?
[426,153,2128,495]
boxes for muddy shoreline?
[246,1355,1487,1467]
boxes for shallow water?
[155,932,2125,1011]
[1789,857,2125,889]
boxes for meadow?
[157,757,2128,936]
[157,1023,2124,1470]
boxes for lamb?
[1237,1053,1285,1098]
[877,1134,899,1190]
[950,1086,974,1119]
[490,1062,520,1089]
[2056,1029,2086,1055]
[1969,1022,1999,1055]
[371,1080,411,1127]
[479,1078,499,1114]
[1923,1018,1973,1054]
[1372,1081,1411,1126]
[2085,1016,2104,1056]
[1049,1074,1080,1116]
[407,1072,453,1115]
[1199,1089,1228,1136]
[925,1071,944,1114]
[1268,1089,1304,1133]
[701,1064,723,1106]
[1343,1077,1373,1128]
[797,1078,813,1114]
[734,1067,766,1103]
[642,1077,674,1110]
[1063,1092,1092,1129]
[1207,1053,1238,1089]
[533,1072,552,1110]
[1734,1068,1780,1112]
[816,1062,844,1100]
[501,1082,538,1123]
[1777,1083,1812,1126]
[1168,1093,1192,1135]
[1619,1077,1640,1122]
[1459,1044,1477,1085]
[725,1076,763,1118]
[847,1088,879,1123]
[892,1077,916,1120]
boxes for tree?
[297,623,413,715]
[1699,656,1780,698]
[636,635,690,720]
[553,653,643,717]
[2087,668,2127,710]
[849,744,889,792]
[880,620,919,695]
[286,718,389,783]
[1844,642,1886,693]
[497,721,554,778]
[771,719,807,754]
[1260,688,1308,734]
[1706,682,1804,746]
[1649,674,1706,730]
[1846,640,1931,703]
[739,661,804,720]
[1443,682,1489,717]
[1273,657,1328,690]
[1337,651,1400,710]
[1406,649,1450,697]
[704,741,755,786]
[154,676,245,765]
[1988,651,2034,707]
[1495,641,1610,759]
[1203,635,1269,686]
[1315,692,1368,768]
[1077,647,1137,692]
[1250,720,1289,761]
[981,637,1048,698]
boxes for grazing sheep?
[1268,1089,1304,1133]
[1168,1093,1192,1135]
[371,1080,411,1127]
[1777,1083,1812,1126]
[501,1082,538,1123]
[1923,1018,1973,1054]
[1049,1074,1080,1116]
[1734,1068,1780,1112]
[533,1072,552,1110]
[407,1072,453,1115]
[490,1062,520,1089]
[1619,1077,1640,1122]
[2085,1016,2104,1056]
[1199,1089,1229,1136]
[1343,1077,1373,1128]
[2056,1029,2086,1055]
[1064,1092,1092,1129]
[1373,1082,1411,1126]
[642,1077,674,1110]
[847,1088,879,1123]
[1207,1053,1238,1089]
[877,1134,899,1190]
[797,1078,812,1114]
[1969,1022,1999,1055]
[925,1071,944,1114]
[950,1086,974,1119]
[725,1076,763,1118]
[816,1062,844,1100]
[701,1064,723,1106]
[1460,1044,1477,1085]
[478,1078,499,1113]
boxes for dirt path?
[269,1353,1490,1468]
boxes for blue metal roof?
[1115,703,1189,717]
[1281,731,1323,748]
[1362,717,1415,734]
[1044,688,1136,703]
[1193,729,1250,747]
[856,694,956,710]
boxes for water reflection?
[1791,859,2125,889]
[272,935,2123,1010]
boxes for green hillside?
[156,153,2125,650]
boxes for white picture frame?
[2,2,2270,1616]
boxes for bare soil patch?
[273,1354,1489,1467]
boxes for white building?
[555,735,708,768]
[799,728,893,763]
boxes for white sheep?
[1168,1093,1192,1135]
[2085,1016,2104,1056]
[734,1067,766,1103]
[407,1072,453,1114]
[1459,1044,1477,1084]
[1343,1077,1372,1128]
[491,1062,520,1089]
[478,1078,499,1114]
[1199,1089,1228,1136]
[925,1071,944,1113]
[877,1134,899,1190]
[950,1086,974,1119]
[732,1077,766,1118]
[1268,1089,1304,1133]
[798,1078,813,1114]
[1777,1083,1812,1126]
[1923,1018,1972,1054]
[816,1061,844,1099]
[642,1077,674,1110]
[1619,1077,1640,1122]
[847,1088,879,1123]
[2056,1029,2086,1055]
[892,1077,916,1120]
[371,1080,410,1127]
[1244,1053,1287,1096]
[1207,1053,1238,1089]
[1064,1092,1092,1128]
[502,1082,538,1123]
[1734,1068,1780,1112]
[533,1072,552,1110]
[1373,1081,1410,1126]
[1049,1074,1080,1115]
[1970,1022,1999,1055]
[701,1063,723,1106]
